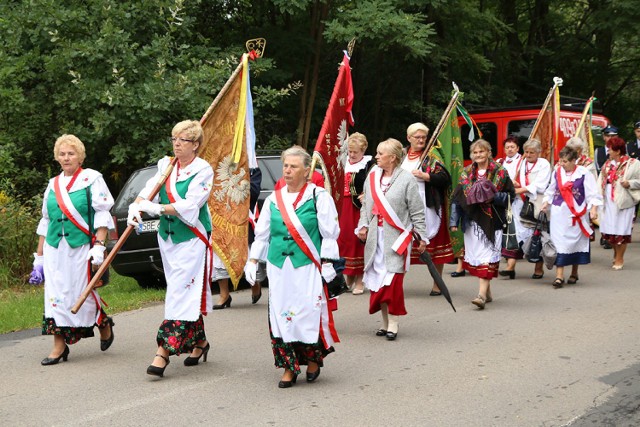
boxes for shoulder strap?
[86,187,94,247]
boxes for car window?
[460,122,498,160]
[508,119,537,148]
[114,166,158,210]
[257,157,283,191]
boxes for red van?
[457,102,610,161]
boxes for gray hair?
[523,138,542,153]
[565,136,587,155]
[281,145,312,168]
[469,139,492,157]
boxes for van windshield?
[507,120,537,148]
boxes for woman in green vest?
[128,120,214,378]
[246,146,341,388]
[34,134,115,365]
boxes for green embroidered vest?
[158,175,212,244]
[267,198,321,268]
[45,188,92,249]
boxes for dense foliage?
[1,0,638,204]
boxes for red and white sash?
[274,186,322,270]
[53,168,90,237]
[165,163,212,314]
[556,167,592,238]
[274,186,339,346]
[369,167,414,258]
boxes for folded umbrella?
[420,250,456,312]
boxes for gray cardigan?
[358,166,427,273]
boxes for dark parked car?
[107,155,283,288]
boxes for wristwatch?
[94,239,106,246]
[160,205,166,215]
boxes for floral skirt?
[601,233,632,246]
[270,321,333,375]
[41,311,109,345]
[157,315,206,356]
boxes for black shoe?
[375,328,387,336]
[41,345,70,366]
[306,367,321,382]
[386,331,398,340]
[278,373,298,388]
[429,290,442,296]
[184,342,210,366]
[531,273,544,279]
[213,295,232,310]
[251,290,262,304]
[552,278,565,289]
[499,270,516,280]
[147,354,170,378]
[100,317,115,352]
[450,270,466,277]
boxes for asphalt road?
[2,228,640,426]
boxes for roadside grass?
[0,269,165,335]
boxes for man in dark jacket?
[626,121,640,159]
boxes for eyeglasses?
[411,135,427,140]
[170,137,195,144]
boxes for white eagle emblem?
[213,155,250,209]
[336,119,349,172]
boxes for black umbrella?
[420,250,456,312]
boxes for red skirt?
[463,261,500,279]
[338,196,365,275]
[602,233,632,245]
[411,217,454,265]
[369,274,407,316]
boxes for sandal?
[567,275,579,285]
[471,295,486,309]
[552,278,564,289]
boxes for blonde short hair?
[407,122,429,138]
[54,134,86,163]
[347,132,368,152]
[469,139,492,157]
[172,120,204,152]
[281,145,312,168]
[377,138,404,167]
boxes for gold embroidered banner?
[200,57,251,288]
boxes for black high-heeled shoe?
[306,366,321,382]
[41,345,70,366]
[278,373,298,388]
[184,342,210,366]
[147,354,170,377]
[100,317,115,351]
[213,295,232,310]
[499,270,516,280]
[251,290,262,304]
[450,270,466,278]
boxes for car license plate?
[139,220,159,233]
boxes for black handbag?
[524,212,548,263]
[502,195,519,251]
[324,258,349,298]
[519,195,537,224]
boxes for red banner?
[312,51,355,215]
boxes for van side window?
[460,122,497,160]
[508,120,537,148]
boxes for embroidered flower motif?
[281,310,296,323]
[185,277,195,289]
[49,297,63,308]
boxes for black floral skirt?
[270,321,334,375]
[157,315,206,356]
[41,311,110,345]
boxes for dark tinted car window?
[507,120,537,148]
[113,166,157,211]
[460,122,498,159]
